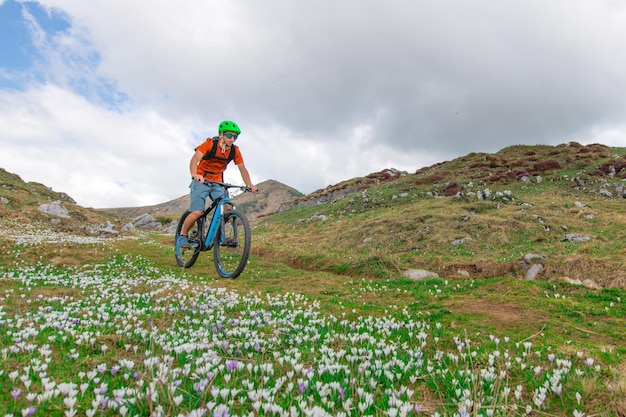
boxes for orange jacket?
[195,138,244,182]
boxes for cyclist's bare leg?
[181,210,203,235]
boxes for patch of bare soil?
[445,298,541,325]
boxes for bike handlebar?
[200,179,255,193]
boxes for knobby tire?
[174,210,202,268]
[213,209,251,279]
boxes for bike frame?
[196,182,240,250]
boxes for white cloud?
[1,0,626,207]
[0,84,192,207]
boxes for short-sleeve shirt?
[195,138,244,182]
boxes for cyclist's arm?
[190,150,204,182]
[236,162,257,192]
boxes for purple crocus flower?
[11,389,21,400]
[194,378,209,393]
[226,360,238,372]
[298,382,307,394]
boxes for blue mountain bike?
[174,182,252,279]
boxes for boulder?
[121,223,136,233]
[525,264,544,281]
[164,220,178,235]
[403,269,439,281]
[132,213,162,230]
[562,234,591,243]
[38,201,70,218]
[451,237,472,246]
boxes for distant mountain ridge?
[101,179,304,220]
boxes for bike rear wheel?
[213,209,251,278]
[174,210,203,268]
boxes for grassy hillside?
[1,143,625,416]
[0,167,128,235]
[255,142,626,288]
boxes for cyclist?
[177,120,258,249]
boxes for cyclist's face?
[221,132,238,147]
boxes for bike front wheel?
[213,209,251,278]
[174,210,203,268]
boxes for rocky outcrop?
[403,269,439,280]
[279,168,407,212]
[38,201,70,218]
[128,213,162,230]
[36,201,165,236]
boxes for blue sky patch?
[0,0,71,77]
[0,0,33,71]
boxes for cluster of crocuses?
[0,255,617,416]
[0,218,141,246]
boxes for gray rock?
[58,192,76,204]
[121,223,136,233]
[403,269,439,280]
[451,237,472,246]
[38,201,70,218]
[99,221,119,236]
[132,213,162,230]
[164,220,177,235]
[308,214,328,222]
[562,234,591,243]
[519,253,546,275]
[582,279,602,290]
[561,277,583,286]
[525,263,544,280]
[522,253,546,263]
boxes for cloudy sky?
[1,0,626,208]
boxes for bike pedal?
[221,237,238,247]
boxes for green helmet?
[218,120,241,134]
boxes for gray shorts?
[189,180,227,212]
